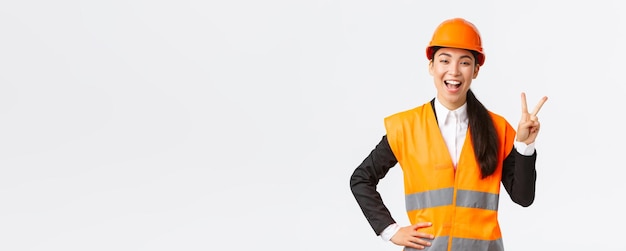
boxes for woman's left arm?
[502,92,548,206]
[501,147,537,207]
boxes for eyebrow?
[437,53,473,60]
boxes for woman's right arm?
[349,135,399,235]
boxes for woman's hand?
[390,222,434,250]
[516,92,548,144]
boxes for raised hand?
[516,92,548,144]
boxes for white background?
[0,1,624,250]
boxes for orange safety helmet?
[426,18,485,66]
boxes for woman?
[349,17,547,251]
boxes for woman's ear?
[472,64,480,79]
[428,61,434,76]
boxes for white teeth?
[445,80,460,85]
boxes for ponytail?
[466,89,499,178]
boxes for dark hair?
[430,47,499,178]
[466,90,499,178]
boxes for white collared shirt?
[434,99,468,167]
[380,98,535,241]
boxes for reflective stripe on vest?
[404,238,504,251]
[406,188,499,211]
[384,101,515,251]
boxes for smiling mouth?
[444,80,461,90]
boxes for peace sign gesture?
[516,92,548,145]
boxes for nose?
[448,63,460,76]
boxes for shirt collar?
[434,98,468,125]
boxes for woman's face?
[429,47,480,110]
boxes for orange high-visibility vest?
[384,101,516,251]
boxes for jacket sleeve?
[501,147,537,207]
[350,135,399,235]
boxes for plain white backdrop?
[0,0,624,250]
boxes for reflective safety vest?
[384,101,516,251]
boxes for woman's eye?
[461,61,471,65]
[439,59,449,64]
